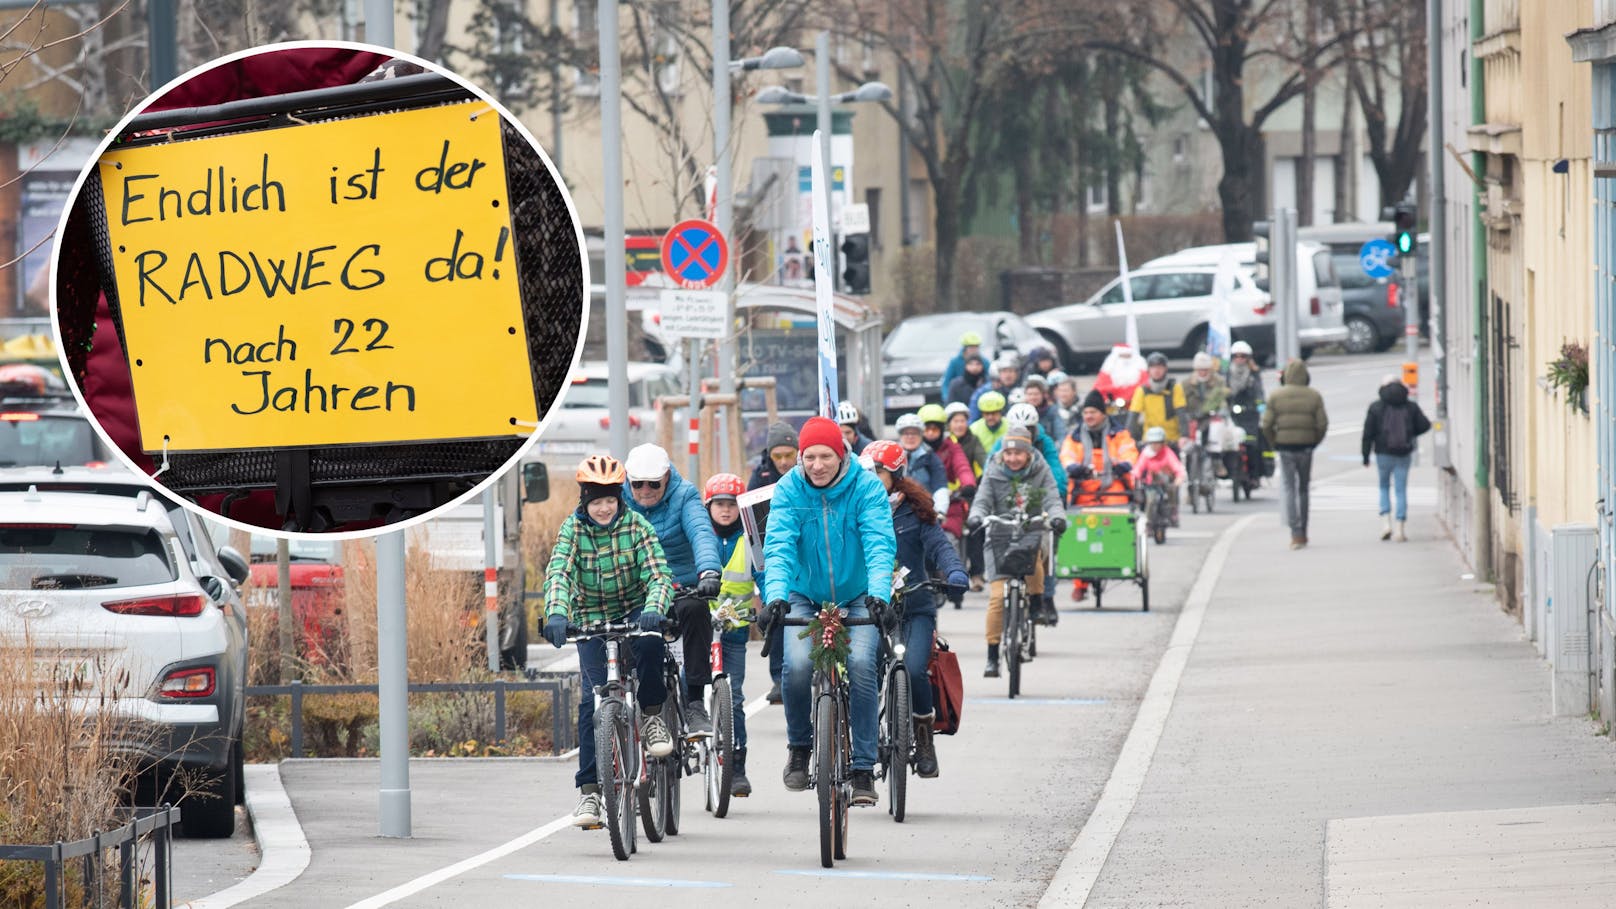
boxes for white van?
[1145,242,1349,358]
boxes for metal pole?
[1427,0,1446,426]
[603,0,630,457]
[550,0,563,174]
[816,32,835,269]
[483,488,499,672]
[688,339,701,478]
[146,0,178,91]
[1403,231,1419,362]
[898,67,911,246]
[713,0,734,471]
[276,539,294,683]
[376,531,410,837]
[363,0,394,47]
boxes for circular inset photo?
[51,41,586,534]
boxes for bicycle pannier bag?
[929,634,964,735]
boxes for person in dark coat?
[749,421,798,491]
[947,354,988,406]
[1361,376,1432,542]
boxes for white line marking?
[1039,514,1258,908]
[184,765,311,909]
[342,690,774,907]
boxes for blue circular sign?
[1358,238,1398,280]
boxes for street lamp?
[733,46,805,72]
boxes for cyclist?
[861,440,968,777]
[1049,370,1082,437]
[1183,353,1229,427]
[991,403,1067,500]
[836,400,875,456]
[1127,352,1189,446]
[969,390,1011,455]
[541,455,675,829]
[762,416,897,807]
[947,401,989,590]
[623,443,722,737]
[895,413,948,514]
[1093,344,1146,412]
[1060,390,1139,602]
[1225,341,1270,480]
[1135,426,1185,527]
[1022,375,1066,442]
[748,422,796,705]
[1025,346,1060,381]
[969,353,1022,421]
[940,330,984,396]
[966,431,1066,678]
[919,403,976,605]
[703,473,758,797]
[947,352,989,406]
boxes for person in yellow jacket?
[1127,352,1190,445]
[703,473,758,797]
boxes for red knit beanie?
[797,416,846,457]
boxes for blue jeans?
[783,593,879,770]
[574,629,667,788]
[902,613,936,716]
[1376,453,1413,521]
[719,626,750,750]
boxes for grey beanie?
[764,421,799,452]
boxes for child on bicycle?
[861,440,969,779]
[1135,426,1186,527]
[703,472,759,798]
[966,431,1066,678]
[542,454,675,829]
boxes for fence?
[0,806,180,909]
[245,678,576,757]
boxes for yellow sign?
[99,101,541,452]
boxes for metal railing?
[0,806,180,909]
[245,678,576,757]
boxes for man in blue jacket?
[940,330,984,396]
[763,416,897,807]
[624,443,722,736]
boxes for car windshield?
[248,537,338,562]
[884,318,987,357]
[0,414,98,467]
[0,526,174,590]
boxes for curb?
[183,764,311,908]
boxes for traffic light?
[841,233,871,295]
[1383,203,1417,255]
[1252,220,1272,289]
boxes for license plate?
[885,394,925,409]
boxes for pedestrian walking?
[1361,375,1432,542]
[1260,359,1328,549]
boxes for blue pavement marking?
[968,697,1108,706]
[775,869,993,882]
[504,873,731,888]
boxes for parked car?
[1145,242,1349,359]
[882,311,1046,409]
[228,535,345,656]
[0,364,115,468]
[1027,264,1274,369]
[1299,223,1427,353]
[0,480,249,838]
[535,360,683,463]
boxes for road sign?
[659,289,726,339]
[840,202,870,236]
[660,219,729,290]
[1359,238,1398,280]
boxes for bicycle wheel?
[815,694,838,868]
[639,750,666,843]
[1005,584,1022,699]
[660,697,682,836]
[886,667,911,823]
[595,701,633,861]
[834,698,850,860]
[708,677,735,818]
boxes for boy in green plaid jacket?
[542,455,676,828]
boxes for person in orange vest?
[1059,389,1139,602]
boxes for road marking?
[503,873,731,888]
[1039,514,1258,908]
[186,764,311,909]
[967,698,1107,706]
[1325,425,1359,438]
[342,689,775,907]
[775,869,993,882]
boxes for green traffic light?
[1396,231,1414,255]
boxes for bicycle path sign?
[1358,238,1398,280]
[661,219,729,290]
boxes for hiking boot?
[641,713,674,758]
[913,714,939,779]
[783,746,811,791]
[984,643,1000,678]
[1380,514,1393,541]
[683,700,713,739]
[850,770,878,806]
[571,786,602,828]
[766,681,783,705]
[1036,595,1059,627]
[731,748,751,797]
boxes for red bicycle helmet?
[862,439,907,474]
[703,472,746,505]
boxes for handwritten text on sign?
[100,101,539,453]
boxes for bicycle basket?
[992,542,1040,577]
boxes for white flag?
[811,135,838,418]
[1115,220,1140,353]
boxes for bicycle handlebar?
[564,621,665,644]
[758,610,878,658]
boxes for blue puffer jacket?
[763,461,896,606]
[903,443,947,495]
[622,467,720,586]
[892,497,965,617]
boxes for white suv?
[0,483,247,837]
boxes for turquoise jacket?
[762,461,896,606]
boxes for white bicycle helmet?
[835,400,861,426]
[1230,340,1254,356]
[993,352,1021,373]
[624,443,672,481]
[944,402,970,420]
[1006,402,1039,427]
[1143,426,1168,444]
[1007,388,1027,405]
[894,413,925,434]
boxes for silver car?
[1146,242,1349,356]
[535,360,684,463]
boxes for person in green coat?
[1260,359,1328,549]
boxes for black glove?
[1050,516,1068,535]
[543,614,568,649]
[1066,462,1093,481]
[959,484,977,502]
[764,599,789,630]
[1112,461,1133,479]
[869,597,898,635]
[966,514,983,531]
[695,571,720,598]
[637,611,665,634]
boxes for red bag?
[928,634,964,735]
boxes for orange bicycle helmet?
[575,454,626,486]
[703,473,746,505]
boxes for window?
[573,0,601,96]
[1086,182,1108,214]
[0,527,175,590]
[1331,251,1378,290]
[1098,276,1154,304]
[1149,273,1214,299]
[1312,250,1340,288]
[1172,136,1188,164]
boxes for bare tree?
[1331,0,1425,207]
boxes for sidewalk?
[1082,462,1616,906]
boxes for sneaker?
[571,788,602,828]
[641,714,674,758]
[766,681,783,705]
[684,701,713,739]
[850,770,878,806]
[783,746,811,791]
[730,749,751,797]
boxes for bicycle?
[761,600,879,868]
[882,576,949,823]
[1182,419,1219,515]
[651,588,720,837]
[980,509,1051,699]
[703,595,752,819]
[1139,471,1175,545]
[565,620,666,861]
